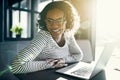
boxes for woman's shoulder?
[64,33,75,44]
[64,31,74,39]
[37,29,51,37]
[32,30,51,41]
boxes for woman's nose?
[51,22,59,28]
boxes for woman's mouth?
[52,28,61,32]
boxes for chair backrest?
[76,40,93,62]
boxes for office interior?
[0,0,120,80]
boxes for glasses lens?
[46,18,65,26]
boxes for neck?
[56,35,65,47]
[53,34,62,43]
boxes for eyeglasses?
[46,17,65,26]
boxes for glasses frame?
[45,17,66,26]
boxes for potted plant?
[10,24,23,38]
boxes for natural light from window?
[38,1,52,12]
[12,11,28,38]
[96,0,120,80]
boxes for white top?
[11,30,83,74]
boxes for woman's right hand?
[46,59,59,67]
[46,58,67,68]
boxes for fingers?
[57,59,65,64]
[53,63,68,68]
[46,58,67,68]
[52,59,67,68]
[46,59,59,66]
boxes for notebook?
[56,42,115,80]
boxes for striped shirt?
[11,30,83,74]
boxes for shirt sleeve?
[11,31,52,74]
[63,36,83,63]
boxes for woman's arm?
[11,32,53,74]
[51,36,83,68]
[63,36,83,63]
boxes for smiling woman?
[10,1,83,74]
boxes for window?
[4,0,38,41]
[38,0,52,12]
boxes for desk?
[15,68,106,80]
[0,67,106,80]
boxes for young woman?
[11,1,83,74]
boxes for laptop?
[56,42,115,80]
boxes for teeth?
[52,29,60,32]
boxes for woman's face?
[45,8,66,38]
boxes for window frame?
[4,0,39,41]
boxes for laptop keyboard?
[71,66,92,77]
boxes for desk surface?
[15,68,106,80]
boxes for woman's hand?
[46,58,67,68]
[53,58,65,68]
